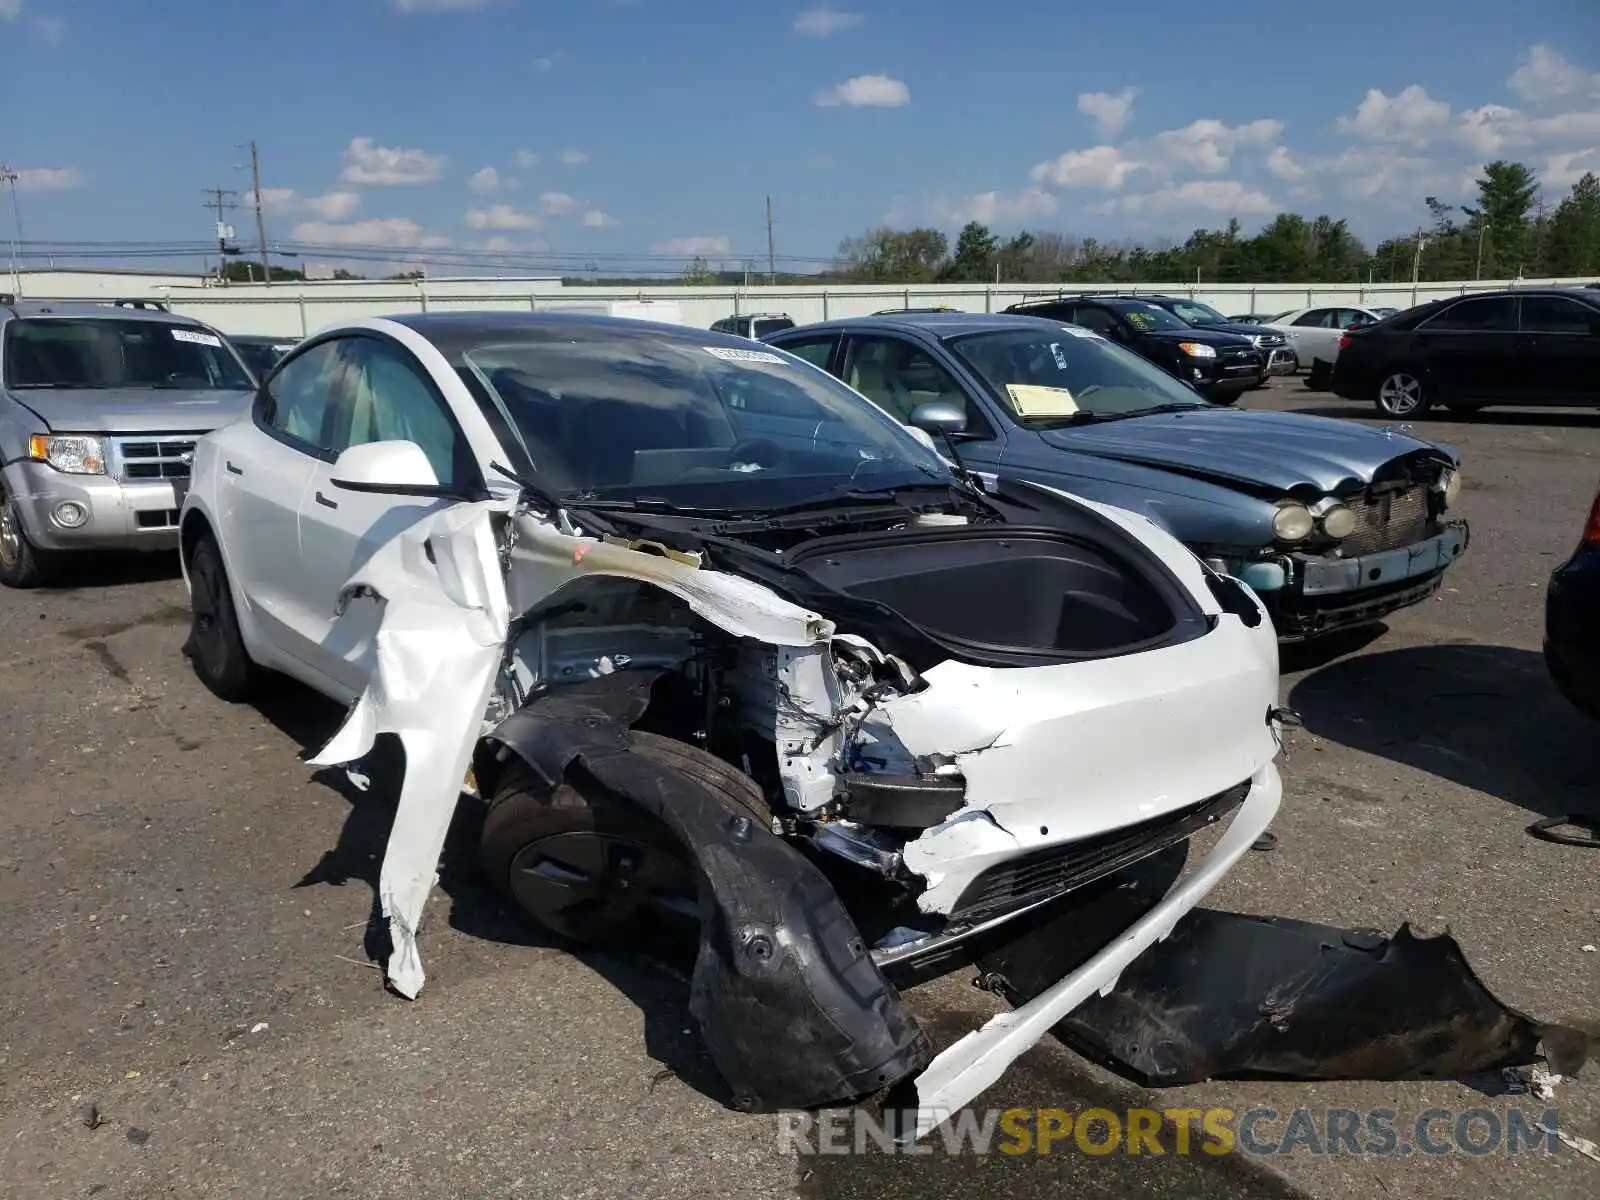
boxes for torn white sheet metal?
[903,762,1283,1142]
[507,513,834,648]
[309,500,510,999]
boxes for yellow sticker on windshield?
[1005,384,1078,417]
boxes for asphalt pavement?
[1,378,1596,1199]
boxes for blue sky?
[3,0,1598,275]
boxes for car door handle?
[225,461,243,476]
[314,490,338,509]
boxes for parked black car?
[1331,287,1600,417]
[1126,294,1297,382]
[1546,484,1600,720]
[1005,295,1263,404]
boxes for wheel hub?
[0,502,19,569]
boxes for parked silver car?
[0,298,255,587]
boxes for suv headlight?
[1177,342,1217,359]
[28,434,106,475]
[1437,467,1462,508]
[1272,501,1315,542]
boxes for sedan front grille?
[1340,485,1430,556]
[947,782,1251,925]
[110,438,197,482]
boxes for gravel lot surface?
[1,378,1596,1199]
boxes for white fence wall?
[14,271,1600,338]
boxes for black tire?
[0,485,58,589]
[481,730,769,948]
[1306,359,1332,391]
[184,535,261,701]
[1374,367,1432,418]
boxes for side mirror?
[330,440,476,499]
[907,401,968,437]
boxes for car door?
[1516,294,1600,404]
[1287,308,1340,362]
[838,333,1005,484]
[1412,295,1519,401]
[295,334,483,699]
[219,337,351,666]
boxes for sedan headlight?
[1437,467,1462,509]
[1321,503,1358,539]
[28,434,106,475]
[1272,501,1315,542]
[1177,342,1217,359]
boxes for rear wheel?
[1375,368,1431,418]
[184,535,261,701]
[480,730,769,948]
[1305,359,1333,390]
[0,485,58,589]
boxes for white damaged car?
[177,312,1286,1135]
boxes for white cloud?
[1030,145,1141,190]
[895,188,1059,228]
[1307,146,1451,203]
[1545,147,1600,189]
[1115,180,1278,217]
[244,187,296,213]
[560,148,590,166]
[1077,88,1139,138]
[581,209,619,228]
[1335,85,1452,143]
[291,218,449,248]
[793,7,860,37]
[813,74,910,108]
[1509,44,1600,108]
[539,191,577,216]
[468,166,501,193]
[301,192,361,221]
[0,0,21,19]
[653,236,732,256]
[1265,146,1305,181]
[465,204,542,231]
[467,235,550,254]
[340,137,446,186]
[513,149,540,169]
[392,0,502,11]
[11,167,83,191]
[1152,117,1283,173]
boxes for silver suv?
[0,298,256,587]
[709,313,796,339]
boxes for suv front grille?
[1341,485,1430,556]
[110,438,197,482]
[948,782,1251,925]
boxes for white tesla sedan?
[177,312,1284,1136]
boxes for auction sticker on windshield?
[703,346,787,365]
[1058,326,1103,340]
[1006,384,1078,417]
[171,329,224,347]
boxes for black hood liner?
[977,901,1590,1087]
[475,672,931,1112]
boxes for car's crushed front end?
[302,473,1288,1128]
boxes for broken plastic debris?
[250,1022,269,1034]
[1539,1123,1600,1164]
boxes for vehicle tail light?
[1338,333,1352,352]
[1583,490,1600,546]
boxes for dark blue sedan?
[766,312,1470,640]
[1546,486,1600,719]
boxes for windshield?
[1162,299,1228,325]
[1107,301,1189,333]
[949,327,1210,423]
[456,330,951,509]
[3,318,254,391]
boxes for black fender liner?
[474,672,932,1112]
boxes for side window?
[845,336,970,425]
[1520,295,1597,334]
[334,338,472,488]
[1066,306,1120,336]
[710,319,732,334]
[1338,308,1375,328]
[1293,309,1336,328]
[262,339,347,453]
[1421,296,1516,331]
[774,336,838,373]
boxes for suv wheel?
[0,485,57,589]
[1375,369,1431,418]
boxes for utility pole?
[248,141,271,285]
[765,196,775,285]
[202,186,240,282]
[0,166,20,294]
[1411,227,1428,285]
[1474,223,1486,280]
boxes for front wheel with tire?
[0,486,59,589]
[184,535,261,701]
[481,730,770,950]
[1375,369,1431,418]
